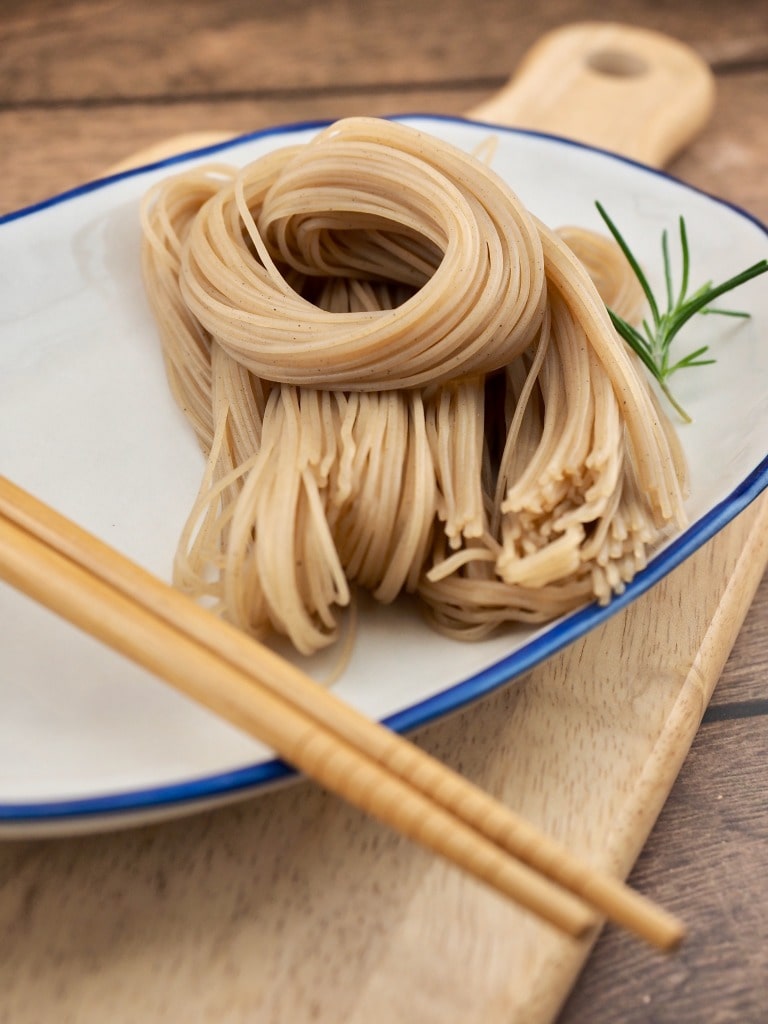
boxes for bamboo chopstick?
[0,492,592,938]
[0,475,685,949]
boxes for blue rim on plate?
[1,114,766,825]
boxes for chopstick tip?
[656,915,686,953]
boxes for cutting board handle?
[469,22,715,168]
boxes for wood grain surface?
[1,3,767,1023]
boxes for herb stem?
[658,379,692,424]
[595,202,768,422]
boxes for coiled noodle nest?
[141,117,686,655]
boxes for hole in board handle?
[586,48,649,78]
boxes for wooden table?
[1,2,766,1021]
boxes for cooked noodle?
[140,117,686,653]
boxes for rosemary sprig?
[595,200,768,423]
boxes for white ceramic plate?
[1,115,766,836]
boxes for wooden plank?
[672,72,768,219]
[563,711,768,1021]
[2,0,767,104]
[562,571,768,1019]
[0,89,479,216]
[2,71,767,221]
[1,9,767,1023]
[704,576,768,706]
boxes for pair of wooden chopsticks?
[0,475,684,949]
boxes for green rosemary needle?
[595,200,768,423]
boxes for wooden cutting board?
[103,23,768,1023]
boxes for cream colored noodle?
[140,117,686,654]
